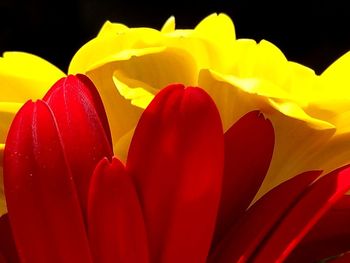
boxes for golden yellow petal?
[227,39,289,85]
[0,102,23,147]
[254,113,336,202]
[192,13,236,71]
[0,52,65,102]
[194,13,235,44]
[97,21,129,37]
[114,128,135,163]
[113,71,155,108]
[268,99,334,129]
[161,16,175,33]
[283,61,316,104]
[69,28,165,74]
[200,69,333,131]
[321,50,350,84]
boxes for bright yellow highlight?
[2,13,350,215]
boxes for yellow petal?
[114,129,135,163]
[283,61,317,104]
[0,102,23,147]
[226,39,289,84]
[97,20,129,37]
[300,52,350,134]
[0,52,65,102]
[199,69,333,131]
[69,27,165,74]
[161,16,175,33]
[113,71,155,108]
[194,13,235,48]
[309,51,350,106]
[321,50,350,86]
[254,113,336,201]
[256,115,350,201]
[268,99,334,130]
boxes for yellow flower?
[1,12,350,217]
[68,12,350,201]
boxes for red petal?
[208,170,321,263]
[87,157,149,263]
[43,75,113,215]
[253,165,350,262]
[286,195,350,262]
[212,111,274,247]
[0,214,19,263]
[127,84,224,263]
[75,74,112,146]
[3,100,92,263]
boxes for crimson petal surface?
[213,110,274,247]
[88,157,149,263]
[0,214,19,263]
[43,75,113,215]
[208,170,321,263]
[253,165,350,262]
[287,195,350,262]
[127,84,224,263]
[3,100,92,263]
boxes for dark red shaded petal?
[212,111,274,247]
[0,214,19,263]
[127,84,224,263]
[330,253,350,262]
[43,75,113,215]
[253,165,350,262]
[75,74,112,146]
[87,157,149,263]
[208,170,322,263]
[3,100,92,263]
[286,195,350,262]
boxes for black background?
[0,0,349,74]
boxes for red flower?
[1,75,350,262]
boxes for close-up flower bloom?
[1,12,350,262]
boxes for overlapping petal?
[287,195,350,262]
[127,84,224,263]
[1,12,350,263]
[88,157,149,263]
[43,75,113,215]
[3,100,92,262]
[212,111,274,247]
[208,170,322,263]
